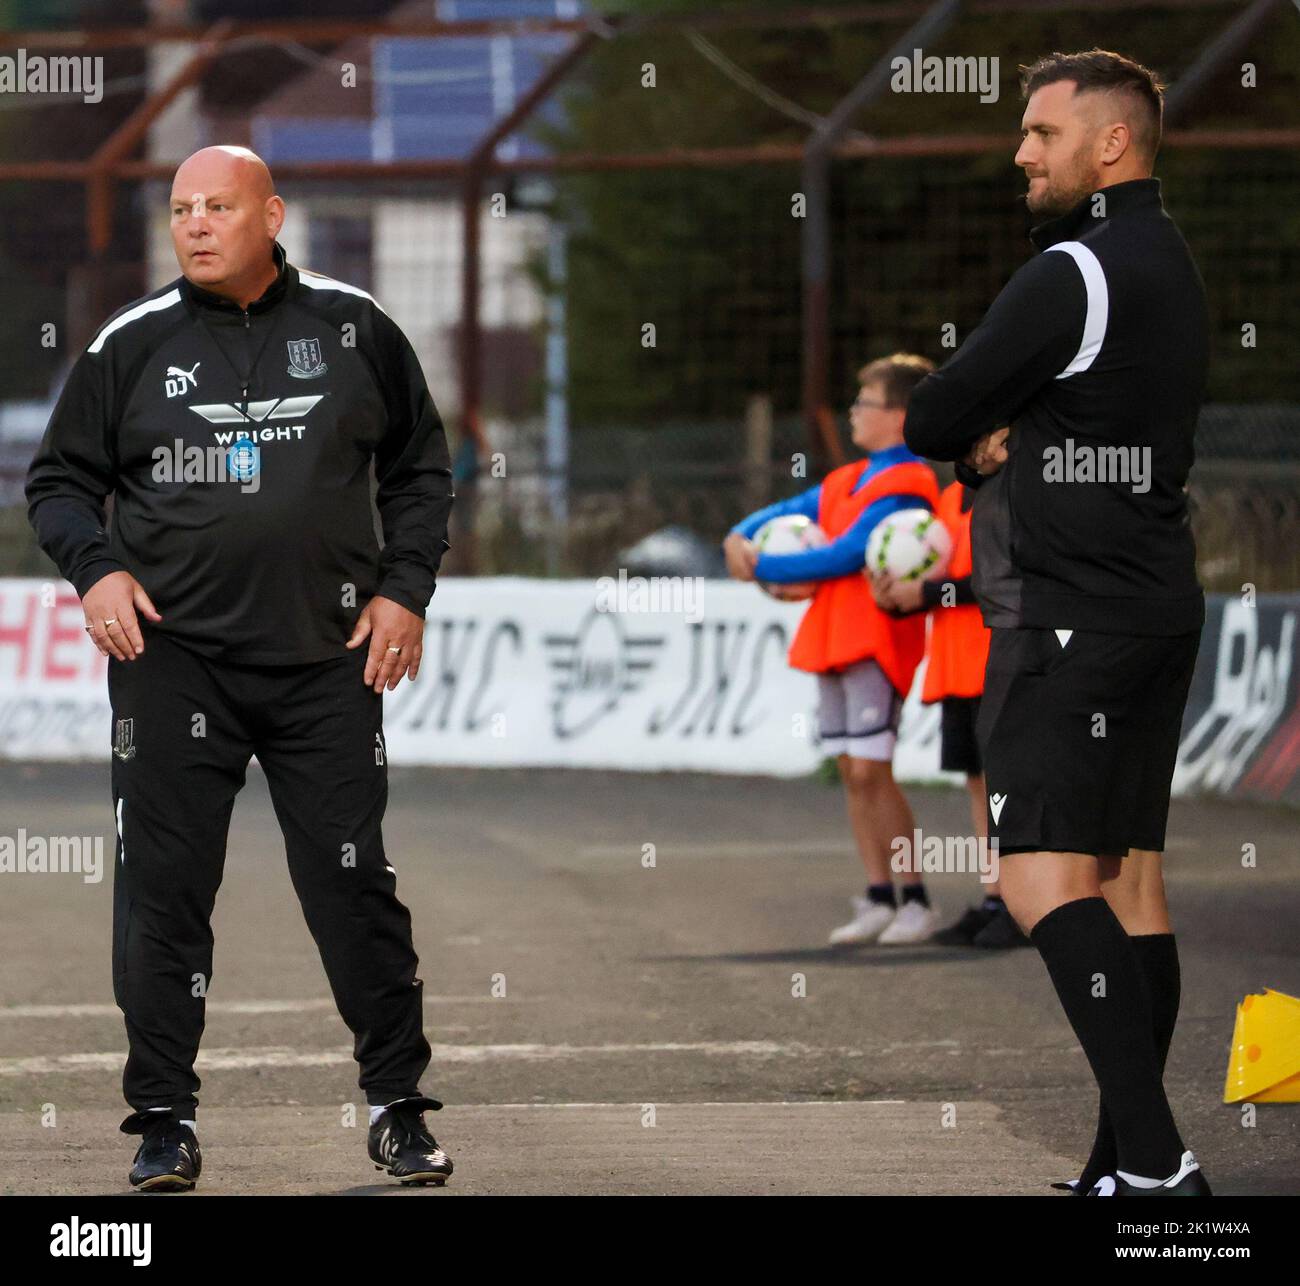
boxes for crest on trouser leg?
[113,718,136,761]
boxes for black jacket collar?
[1029,177,1163,250]
[181,240,294,314]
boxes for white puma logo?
[164,362,200,397]
[989,792,1008,824]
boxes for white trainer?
[828,896,896,946]
[877,900,940,945]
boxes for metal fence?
[1,3,1297,591]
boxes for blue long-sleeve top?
[729,444,934,584]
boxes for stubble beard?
[1026,146,1100,219]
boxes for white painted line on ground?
[0,1039,865,1076]
[0,996,510,1020]
[577,839,849,858]
[469,1101,911,1108]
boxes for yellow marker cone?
[1223,989,1300,1104]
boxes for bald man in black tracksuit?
[905,54,1212,1196]
[27,146,455,1191]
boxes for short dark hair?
[856,352,935,408]
[1020,49,1164,161]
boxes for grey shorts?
[816,659,903,761]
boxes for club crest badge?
[113,718,136,762]
[286,337,327,379]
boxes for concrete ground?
[0,763,1295,1196]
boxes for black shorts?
[939,696,982,775]
[976,626,1200,857]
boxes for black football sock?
[1030,899,1184,1180]
[900,883,930,908]
[1077,932,1182,1188]
[866,883,897,908]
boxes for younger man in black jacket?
[905,51,1210,1197]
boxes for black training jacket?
[26,242,454,663]
[904,178,1207,637]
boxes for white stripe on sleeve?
[87,289,183,354]
[1045,241,1108,379]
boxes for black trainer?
[121,1109,201,1192]
[368,1095,453,1186]
[933,905,997,946]
[1114,1151,1212,1196]
[972,905,1032,949]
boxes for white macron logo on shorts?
[989,793,1008,825]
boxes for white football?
[752,514,828,602]
[864,508,952,582]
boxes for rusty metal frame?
[0,2,1239,51]
[1164,0,1287,123]
[87,20,234,256]
[801,0,961,468]
[3,0,1296,570]
[6,128,1293,188]
[6,0,1293,255]
[457,31,601,461]
[0,124,1275,185]
[447,30,602,574]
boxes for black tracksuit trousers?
[108,627,431,1115]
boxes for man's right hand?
[82,571,162,661]
[964,426,1011,476]
[723,532,759,582]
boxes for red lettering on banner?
[0,582,107,683]
[0,591,38,679]
[47,592,86,680]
